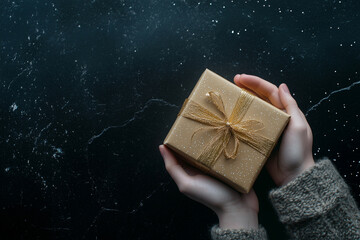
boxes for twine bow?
[178,91,274,168]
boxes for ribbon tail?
[197,129,231,168]
[234,131,274,157]
[224,134,240,159]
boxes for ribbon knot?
[178,91,274,168]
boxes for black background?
[1,0,360,239]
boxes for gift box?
[163,69,290,193]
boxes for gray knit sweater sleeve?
[268,158,360,239]
[210,158,360,240]
[210,224,268,240]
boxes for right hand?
[234,74,315,186]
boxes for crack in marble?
[81,179,170,236]
[32,123,53,153]
[129,181,170,214]
[61,100,69,109]
[7,64,33,89]
[35,171,48,190]
[305,80,360,116]
[39,227,70,232]
[83,99,177,237]
[88,98,179,145]
[82,207,120,239]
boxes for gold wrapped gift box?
[163,69,290,193]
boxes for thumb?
[279,84,298,114]
[279,84,304,124]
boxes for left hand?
[159,144,259,230]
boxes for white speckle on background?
[10,103,18,111]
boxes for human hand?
[234,74,315,187]
[159,145,259,230]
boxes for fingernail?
[282,83,290,94]
[159,145,165,157]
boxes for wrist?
[280,156,315,186]
[216,206,258,230]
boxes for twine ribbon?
[178,91,274,168]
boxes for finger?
[233,75,267,99]
[234,75,273,106]
[160,145,201,176]
[159,145,192,186]
[278,84,305,126]
[234,74,284,109]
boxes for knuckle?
[165,164,171,172]
[269,90,278,101]
[178,181,190,194]
[289,97,298,106]
[308,127,313,137]
[292,124,307,133]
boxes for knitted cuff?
[211,224,268,240]
[268,158,351,224]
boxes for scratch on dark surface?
[7,64,33,89]
[88,98,178,144]
[40,226,71,232]
[82,207,120,239]
[32,123,52,153]
[129,181,170,214]
[305,80,360,116]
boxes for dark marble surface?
[1,0,360,239]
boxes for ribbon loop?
[206,91,227,117]
[180,91,274,168]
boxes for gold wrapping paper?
[163,69,290,193]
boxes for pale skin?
[159,74,315,230]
